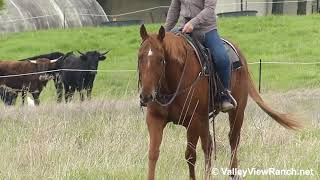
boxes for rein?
[155,70,203,107]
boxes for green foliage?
[0,0,3,8]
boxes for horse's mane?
[159,32,193,64]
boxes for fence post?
[259,59,262,93]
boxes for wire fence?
[0,61,320,103]
[0,61,318,78]
[247,61,320,65]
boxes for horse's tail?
[235,45,302,130]
[247,72,301,129]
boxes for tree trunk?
[272,0,284,14]
[297,1,307,15]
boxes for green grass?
[0,15,319,101]
[218,15,320,91]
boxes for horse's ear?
[158,26,165,42]
[140,24,148,41]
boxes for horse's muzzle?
[139,93,153,107]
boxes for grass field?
[0,15,319,179]
[0,90,318,179]
[0,15,319,102]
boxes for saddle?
[182,32,242,75]
[172,30,242,116]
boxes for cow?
[19,52,67,103]
[61,50,110,102]
[0,52,66,105]
[0,58,61,105]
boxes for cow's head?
[28,57,61,71]
[28,57,62,81]
[77,50,110,74]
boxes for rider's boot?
[221,90,236,113]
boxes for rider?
[164,0,236,112]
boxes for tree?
[0,0,3,8]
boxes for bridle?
[138,38,204,107]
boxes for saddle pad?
[171,30,242,72]
[221,39,242,70]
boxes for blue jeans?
[203,29,231,90]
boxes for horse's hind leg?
[228,106,245,177]
[199,118,213,180]
[228,67,248,177]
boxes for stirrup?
[221,100,234,113]
[224,90,237,108]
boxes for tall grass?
[0,90,318,179]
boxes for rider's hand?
[182,22,194,33]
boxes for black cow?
[61,50,110,102]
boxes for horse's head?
[138,25,166,106]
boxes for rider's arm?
[164,0,181,32]
[189,0,217,29]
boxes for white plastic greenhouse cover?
[0,0,108,33]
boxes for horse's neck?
[164,50,200,93]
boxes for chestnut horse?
[138,25,300,180]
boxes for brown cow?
[0,58,60,105]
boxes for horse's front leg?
[146,109,166,180]
[185,123,200,180]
